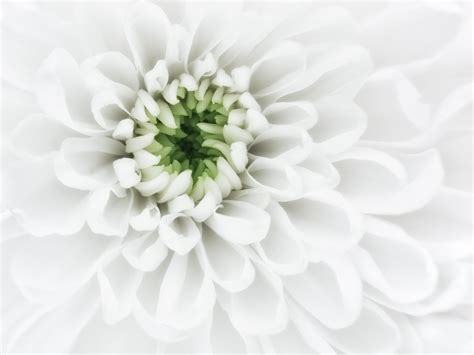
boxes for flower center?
[112,66,265,211]
[152,87,231,183]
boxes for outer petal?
[125,2,171,75]
[353,216,438,303]
[284,257,362,329]
[309,96,367,155]
[11,228,114,305]
[10,114,80,158]
[97,253,144,324]
[333,147,444,215]
[156,253,216,330]
[248,126,312,165]
[55,137,124,190]
[224,261,288,335]
[3,157,88,236]
[205,200,270,245]
[87,186,135,237]
[280,189,364,252]
[254,201,308,275]
[321,302,401,353]
[360,3,463,67]
[196,225,255,292]
[387,187,473,261]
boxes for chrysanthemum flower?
[1,1,472,353]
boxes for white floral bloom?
[1,1,472,353]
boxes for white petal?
[113,158,141,189]
[36,49,103,135]
[230,142,248,173]
[249,41,306,97]
[159,213,201,255]
[321,302,401,353]
[333,148,444,215]
[249,126,312,165]
[6,284,98,353]
[308,96,367,155]
[205,200,270,245]
[263,100,318,130]
[280,189,363,252]
[122,232,168,272]
[167,194,195,214]
[87,186,134,237]
[245,109,269,136]
[135,171,171,197]
[360,3,462,67]
[55,137,124,190]
[112,118,135,141]
[255,201,308,275]
[227,188,270,209]
[98,253,144,324]
[125,2,171,74]
[11,228,113,304]
[156,170,193,203]
[353,216,438,303]
[225,261,288,335]
[355,69,429,143]
[157,253,215,330]
[4,157,88,236]
[125,133,155,153]
[133,149,161,169]
[285,257,362,329]
[413,314,473,353]
[129,201,161,232]
[137,89,160,116]
[81,51,139,92]
[387,187,473,261]
[144,60,169,96]
[196,225,255,292]
[242,158,303,201]
[10,114,79,158]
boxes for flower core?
[112,64,264,212]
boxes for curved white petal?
[55,137,124,190]
[249,126,312,165]
[280,189,364,252]
[225,261,288,335]
[249,41,306,98]
[255,201,308,275]
[196,225,255,292]
[360,3,462,67]
[10,114,79,158]
[35,49,104,135]
[87,186,134,237]
[98,253,144,324]
[81,51,139,93]
[284,257,362,329]
[242,158,303,201]
[321,302,401,353]
[309,96,367,155]
[263,100,318,130]
[122,231,168,272]
[333,147,444,215]
[159,213,201,255]
[387,187,473,261]
[156,253,216,330]
[4,157,88,236]
[124,2,171,75]
[352,216,438,303]
[205,200,270,245]
[11,228,114,304]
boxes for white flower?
[1,1,472,353]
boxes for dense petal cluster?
[1,1,472,354]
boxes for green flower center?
[143,86,233,183]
